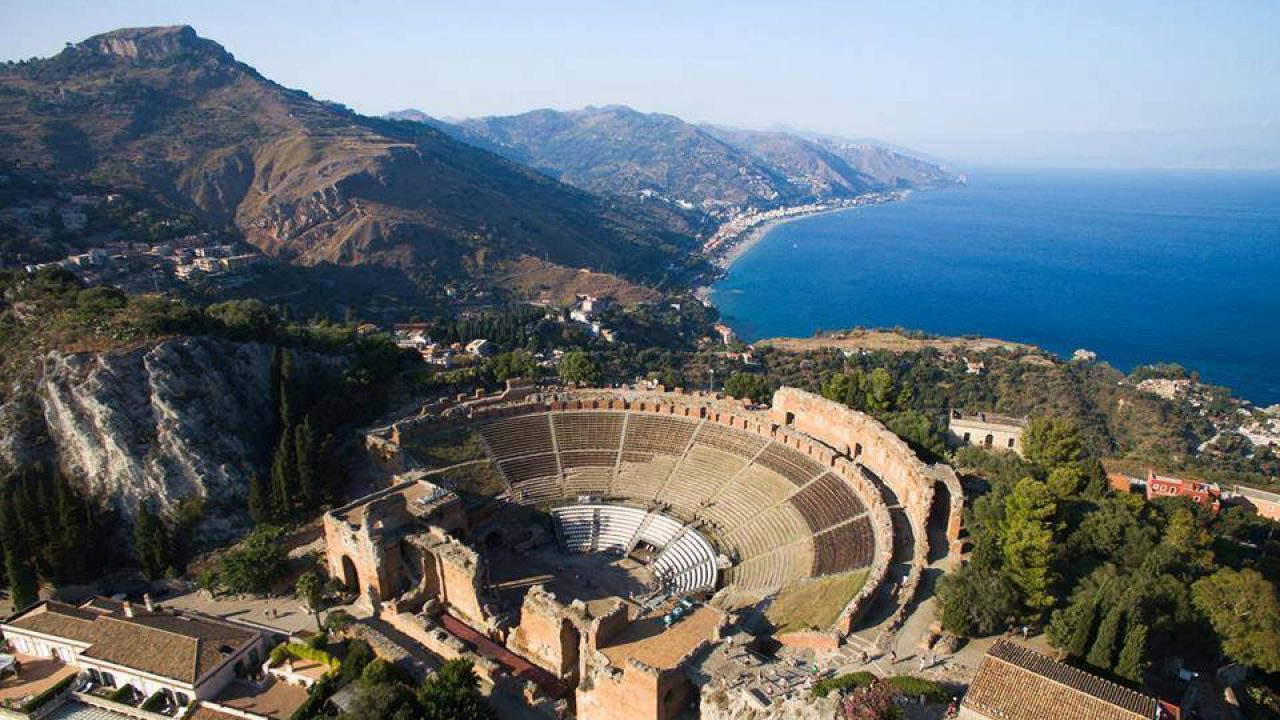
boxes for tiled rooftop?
[963,640,1157,720]
[3,599,260,686]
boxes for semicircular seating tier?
[476,409,876,593]
[551,504,719,595]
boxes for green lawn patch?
[766,569,868,634]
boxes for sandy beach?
[694,192,909,305]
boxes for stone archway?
[926,481,955,564]
[341,555,360,593]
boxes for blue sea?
[710,168,1280,406]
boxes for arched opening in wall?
[784,412,796,426]
[983,433,994,449]
[854,443,863,458]
[341,555,360,593]
[926,481,954,564]
[1007,437,1016,449]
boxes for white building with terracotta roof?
[1,597,269,710]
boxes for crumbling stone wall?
[323,493,414,606]
[770,388,964,561]
[508,585,581,680]
[576,660,693,720]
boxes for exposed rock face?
[28,337,277,542]
[78,25,233,64]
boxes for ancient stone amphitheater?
[478,400,878,595]
[350,384,964,720]
[367,384,963,632]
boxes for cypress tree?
[0,498,39,610]
[319,434,342,504]
[54,476,89,583]
[1115,619,1149,682]
[278,349,295,428]
[1087,606,1124,671]
[247,473,270,525]
[1066,593,1100,659]
[269,345,284,424]
[295,415,318,510]
[270,426,296,520]
[133,504,170,580]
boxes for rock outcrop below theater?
[0,336,281,542]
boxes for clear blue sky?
[4,0,1278,167]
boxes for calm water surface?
[710,168,1280,405]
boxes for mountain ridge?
[0,26,691,297]
[391,104,962,234]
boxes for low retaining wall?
[775,630,841,651]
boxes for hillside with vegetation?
[0,26,696,296]
[390,105,961,236]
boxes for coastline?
[694,191,910,305]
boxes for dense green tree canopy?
[558,350,601,384]
[1192,568,1280,672]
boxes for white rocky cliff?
[1,336,281,542]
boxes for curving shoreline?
[694,191,910,305]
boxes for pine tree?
[295,416,318,510]
[865,368,894,413]
[418,659,492,720]
[1115,619,1149,681]
[1001,477,1058,612]
[1087,606,1124,671]
[270,426,296,520]
[247,473,270,525]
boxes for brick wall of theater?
[323,512,401,604]
[431,542,489,628]
[577,663,692,720]
[508,589,580,679]
[769,388,964,548]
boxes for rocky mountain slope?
[701,125,959,193]
[0,26,690,291]
[0,336,285,542]
[392,105,961,231]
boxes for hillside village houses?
[2,189,260,289]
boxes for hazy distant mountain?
[392,105,961,232]
[0,27,690,290]
[393,105,805,235]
